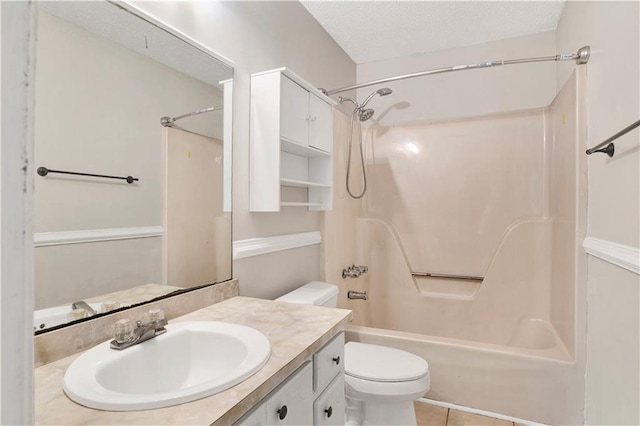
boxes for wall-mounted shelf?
[250,68,335,212]
[280,202,323,207]
[280,178,332,189]
[281,138,331,158]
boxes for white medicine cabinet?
[250,68,335,211]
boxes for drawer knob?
[277,405,288,420]
[332,356,340,365]
[325,406,333,418]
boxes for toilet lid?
[344,342,429,382]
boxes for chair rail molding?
[583,237,640,275]
[34,226,164,247]
[233,231,322,260]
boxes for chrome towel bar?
[412,272,483,282]
[586,119,640,157]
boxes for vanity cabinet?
[266,362,313,425]
[235,332,345,426]
[250,68,335,211]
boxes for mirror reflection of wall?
[33,3,233,332]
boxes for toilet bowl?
[276,281,430,426]
[344,342,430,425]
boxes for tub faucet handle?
[342,264,369,279]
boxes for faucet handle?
[113,319,135,344]
[147,309,165,322]
[143,309,167,330]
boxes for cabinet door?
[314,332,344,393]
[280,76,309,147]
[266,362,313,425]
[308,94,333,153]
[313,375,345,426]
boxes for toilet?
[276,281,431,425]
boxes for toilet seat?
[345,342,429,382]
[345,372,430,402]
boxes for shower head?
[359,109,375,122]
[360,87,393,109]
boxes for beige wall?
[356,31,557,124]
[556,2,640,424]
[128,1,357,298]
[34,11,223,308]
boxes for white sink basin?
[63,321,271,411]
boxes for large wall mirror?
[33,2,233,333]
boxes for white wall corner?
[233,231,322,260]
[583,237,640,275]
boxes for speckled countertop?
[35,297,352,425]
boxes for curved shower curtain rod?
[321,46,591,97]
[160,105,223,127]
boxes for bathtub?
[345,324,583,425]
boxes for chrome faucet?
[342,265,368,279]
[110,309,167,350]
[348,290,368,301]
[71,300,97,316]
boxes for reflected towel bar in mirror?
[586,119,640,157]
[37,167,139,184]
[412,272,484,282]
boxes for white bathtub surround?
[326,68,588,424]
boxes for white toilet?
[276,281,431,426]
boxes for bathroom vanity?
[34,297,351,425]
[236,332,345,425]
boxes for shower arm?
[321,46,590,97]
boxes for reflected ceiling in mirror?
[34,1,233,333]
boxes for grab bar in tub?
[411,272,483,282]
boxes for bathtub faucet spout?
[348,290,368,301]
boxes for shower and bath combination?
[339,87,393,199]
[323,46,591,199]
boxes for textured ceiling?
[300,1,566,64]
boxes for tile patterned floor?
[415,402,516,426]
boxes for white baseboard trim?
[233,231,321,260]
[583,237,639,275]
[417,398,546,426]
[34,226,164,247]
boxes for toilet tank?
[275,281,339,308]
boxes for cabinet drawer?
[313,374,345,426]
[314,332,344,393]
[266,361,313,425]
